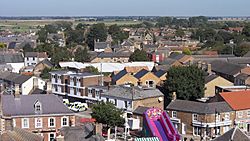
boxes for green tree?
[91,102,125,128]
[85,66,99,74]
[40,67,52,79]
[164,66,205,101]
[37,28,48,43]
[108,24,128,44]
[75,23,86,30]
[22,43,33,53]
[129,49,150,61]
[242,24,250,37]
[182,48,192,55]
[65,29,85,45]
[156,17,172,27]
[87,23,107,50]
[0,42,7,48]
[51,47,72,66]
[175,29,185,37]
[74,48,90,62]
[234,42,250,57]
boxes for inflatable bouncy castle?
[143,108,181,141]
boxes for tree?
[65,29,85,45]
[242,24,250,37]
[0,42,7,48]
[164,66,205,101]
[40,67,51,79]
[182,48,192,55]
[85,66,99,74]
[51,47,72,66]
[87,23,107,50]
[22,43,33,53]
[108,24,128,44]
[156,17,172,27]
[175,29,185,37]
[74,48,90,62]
[75,23,86,30]
[234,42,250,57]
[91,102,125,128]
[129,49,150,61]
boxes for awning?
[134,137,160,141]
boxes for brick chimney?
[14,84,20,98]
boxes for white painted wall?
[7,63,24,73]
[37,77,46,90]
[21,78,34,95]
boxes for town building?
[0,94,75,141]
[50,70,102,99]
[24,52,48,67]
[0,71,46,95]
[166,99,234,140]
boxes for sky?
[1,0,250,17]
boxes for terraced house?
[166,99,234,140]
[0,94,75,141]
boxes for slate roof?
[166,100,232,114]
[0,127,43,141]
[97,52,131,58]
[168,52,185,60]
[212,127,250,141]
[0,72,32,84]
[36,59,53,68]
[159,58,178,65]
[133,106,150,115]
[1,94,73,116]
[25,52,47,58]
[134,69,149,79]
[205,74,219,83]
[0,52,23,63]
[236,73,249,80]
[102,85,164,100]
[210,60,244,76]
[228,57,250,65]
[60,124,105,141]
[94,42,109,49]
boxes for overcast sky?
[1,0,250,17]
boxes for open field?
[0,19,143,33]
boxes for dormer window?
[34,100,42,114]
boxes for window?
[172,111,177,118]
[22,118,29,128]
[224,113,230,120]
[48,133,55,141]
[106,98,109,102]
[148,80,154,87]
[114,99,117,106]
[26,57,29,61]
[33,57,35,60]
[248,111,250,117]
[124,101,128,108]
[13,119,16,127]
[48,118,55,127]
[35,118,43,128]
[61,117,69,127]
[34,101,42,114]
[238,111,243,118]
[55,85,58,92]
[192,114,198,121]
[193,127,200,136]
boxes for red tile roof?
[220,91,250,110]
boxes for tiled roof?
[25,52,47,58]
[167,100,232,114]
[212,127,250,141]
[220,91,250,110]
[1,127,43,141]
[97,52,131,58]
[2,94,73,116]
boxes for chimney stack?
[172,92,177,101]
[207,63,212,74]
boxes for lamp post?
[215,109,217,137]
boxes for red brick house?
[0,94,75,141]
